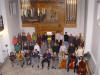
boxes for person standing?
[41,42,48,55]
[55,31,60,43]
[17,33,22,43]
[59,32,64,46]
[68,34,75,44]
[27,32,32,43]
[22,32,27,42]
[64,32,69,49]
[12,36,18,48]
[32,32,37,46]
[50,33,55,48]
[42,33,48,47]
[37,33,42,47]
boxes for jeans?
[25,57,31,65]
[31,57,39,66]
[18,59,24,68]
[41,58,50,68]
[10,60,17,67]
[52,59,59,68]
[64,41,69,50]
[50,40,55,48]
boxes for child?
[41,50,51,69]
[12,36,18,46]
[9,52,16,67]
[24,50,31,65]
[22,32,27,42]
[15,43,21,53]
[16,51,24,68]
[32,32,37,46]
[52,52,58,69]
[31,49,40,68]
[23,42,28,52]
[27,32,32,43]
[29,42,34,53]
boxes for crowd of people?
[10,31,86,75]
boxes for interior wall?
[85,0,100,74]
[85,0,96,53]
[22,27,35,35]
[0,0,21,63]
[64,0,85,37]
[5,0,21,50]
[92,2,100,75]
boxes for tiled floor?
[0,60,77,75]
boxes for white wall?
[85,0,100,74]
[92,2,100,75]
[64,0,85,37]
[84,0,97,73]
[5,0,21,50]
[22,27,35,35]
[0,0,21,63]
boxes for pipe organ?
[20,0,77,26]
[66,0,77,24]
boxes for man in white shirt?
[59,32,64,46]
[34,43,40,53]
[59,32,64,42]
[55,31,61,42]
